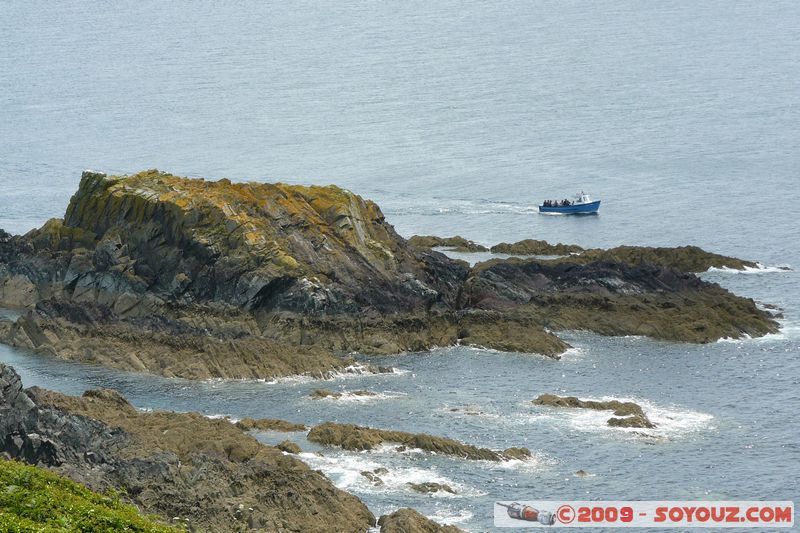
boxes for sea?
[1,2,798,531]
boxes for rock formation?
[235,417,307,432]
[378,508,466,533]
[407,481,457,494]
[490,239,584,255]
[533,393,655,429]
[0,170,778,379]
[307,421,530,461]
[0,363,374,532]
[408,235,488,252]
[311,389,376,400]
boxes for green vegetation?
[0,458,177,532]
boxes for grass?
[0,458,178,532]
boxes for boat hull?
[538,200,600,214]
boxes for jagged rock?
[465,259,777,343]
[378,508,466,533]
[407,482,457,494]
[408,235,488,252]
[533,394,656,429]
[575,469,591,477]
[490,239,584,255]
[276,440,301,454]
[0,363,374,532]
[307,422,528,461]
[236,417,307,432]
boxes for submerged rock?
[407,481,457,494]
[360,470,384,486]
[310,388,376,400]
[533,394,656,429]
[378,508,466,533]
[408,235,488,252]
[307,422,528,461]
[0,363,374,532]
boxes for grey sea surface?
[1,1,799,530]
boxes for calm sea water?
[1,2,798,530]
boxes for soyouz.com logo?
[494,501,794,528]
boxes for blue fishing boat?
[539,191,600,214]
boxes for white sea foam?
[426,508,474,525]
[206,363,410,385]
[705,263,792,274]
[314,390,407,403]
[717,319,800,343]
[297,451,482,497]
[558,346,585,361]
[526,396,714,441]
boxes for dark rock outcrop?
[378,508,466,533]
[0,363,374,532]
[533,393,655,429]
[307,422,529,461]
[407,482,457,494]
[464,259,777,343]
[490,239,584,255]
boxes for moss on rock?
[0,458,177,532]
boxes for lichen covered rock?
[0,170,780,380]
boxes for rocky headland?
[0,363,374,532]
[0,170,778,380]
[407,235,488,253]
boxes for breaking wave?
[525,396,714,441]
[297,451,484,498]
[705,263,792,274]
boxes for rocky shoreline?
[0,170,779,381]
[0,362,467,532]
